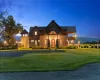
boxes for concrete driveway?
[0,63,100,80]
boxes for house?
[20,20,76,48]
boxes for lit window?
[25,34,28,36]
[31,40,34,42]
[38,40,40,42]
[71,40,74,44]
[74,34,77,37]
[4,41,7,44]
[49,31,57,34]
[35,40,37,45]
[67,40,69,44]
[22,34,25,36]
[35,31,37,35]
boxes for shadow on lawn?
[0,50,65,57]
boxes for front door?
[51,39,55,48]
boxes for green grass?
[0,48,100,72]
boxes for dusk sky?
[0,0,100,38]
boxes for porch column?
[48,34,50,48]
[56,34,59,48]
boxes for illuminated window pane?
[49,31,57,34]
[25,34,28,36]
[35,31,37,35]
[35,40,37,45]
[38,40,40,42]
[31,40,34,42]
[22,34,25,36]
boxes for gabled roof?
[29,27,33,36]
[29,20,76,36]
[47,20,60,28]
[61,26,76,33]
[20,29,28,34]
[46,20,62,34]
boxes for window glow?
[71,40,74,44]
[25,34,28,36]
[22,34,25,36]
[49,31,57,34]
[38,40,40,42]
[31,40,34,42]
[35,31,37,35]
[74,34,77,37]
[16,41,18,43]
[4,41,7,44]
[35,40,37,45]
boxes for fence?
[78,44,100,48]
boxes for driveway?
[0,50,65,57]
[0,63,100,80]
[0,50,33,57]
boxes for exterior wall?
[21,36,29,48]
[58,34,67,47]
[40,34,68,48]
[29,27,40,47]
[40,35,48,48]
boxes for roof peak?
[52,20,55,22]
[21,29,28,34]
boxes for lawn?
[0,49,100,72]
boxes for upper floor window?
[35,31,37,35]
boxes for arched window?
[49,31,57,35]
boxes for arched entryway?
[48,31,59,48]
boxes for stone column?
[56,34,59,48]
[48,34,50,48]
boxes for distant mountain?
[75,37,100,44]
[15,36,21,41]
[15,36,100,44]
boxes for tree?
[0,12,23,45]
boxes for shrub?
[67,45,77,49]
[59,45,77,49]
[58,47,63,49]
[0,44,18,50]
[80,45,84,48]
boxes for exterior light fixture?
[16,41,18,43]
[73,33,75,34]
[4,41,7,44]
[74,34,77,38]
[20,41,22,43]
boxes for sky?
[0,0,100,38]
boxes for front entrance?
[51,39,55,48]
